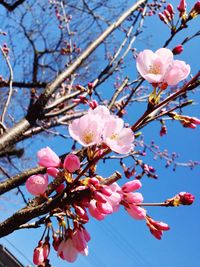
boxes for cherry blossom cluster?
[69,105,134,154]
[136,47,190,86]
[26,146,195,266]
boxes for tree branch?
[0,0,146,152]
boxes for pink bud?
[89,100,98,109]
[167,4,175,16]
[88,200,106,220]
[150,227,163,240]
[93,191,107,203]
[74,205,89,222]
[172,45,183,55]
[88,82,94,89]
[96,201,113,214]
[193,1,200,14]
[190,116,200,124]
[63,154,80,173]
[126,206,146,220]
[47,167,59,178]
[33,241,44,265]
[37,147,60,167]
[53,235,62,251]
[124,192,144,203]
[26,174,48,196]
[177,0,186,15]
[164,10,172,21]
[160,125,167,136]
[179,192,195,205]
[88,177,100,186]
[152,221,170,231]
[99,185,112,196]
[43,237,50,259]
[82,227,91,242]
[158,13,168,24]
[122,180,142,193]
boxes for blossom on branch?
[26,174,49,196]
[37,147,61,168]
[136,48,190,86]
[69,105,134,154]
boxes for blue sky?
[1,1,200,266]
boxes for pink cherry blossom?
[46,167,59,178]
[69,113,102,146]
[33,242,44,265]
[88,199,106,220]
[136,48,173,84]
[123,192,144,204]
[96,201,113,214]
[37,147,60,167]
[43,238,50,260]
[72,227,89,255]
[63,154,80,173]
[74,205,89,222]
[146,217,170,240]
[82,227,91,242]
[122,180,142,193]
[58,238,78,263]
[164,60,190,86]
[103,116,134,154]
[126,205,146,220]
[26,174,48,196]
[122,180,146,220]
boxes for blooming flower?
[58,238,78,263]
[164,60,190,86]
[37,147,61,167]
[136,48,190,86]
[69,113,103,146]
[71,227,89,255]
[69,105,135,154]
[26,174,48,196]
[103,116,134,154]
[136,48,174,84]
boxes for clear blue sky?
[1,1,200,266]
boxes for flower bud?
[47,167,59,178]
[158,13,168,24]
[88,82,94,89]
[167,4,175,16]
[122,180,142,193]
[63,154,80,173]
[26,174,48,196]
[172,45,183,55]
[89,100,98,109]
[43,237,50,260]
[179,192,195,205]
[33,241,44,265]
[164,10,172,21]
[37,147,60,167]
[177,0,187,16]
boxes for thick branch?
[0,0,146,153]
[0,172,121,237]
[0,0,25,11]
